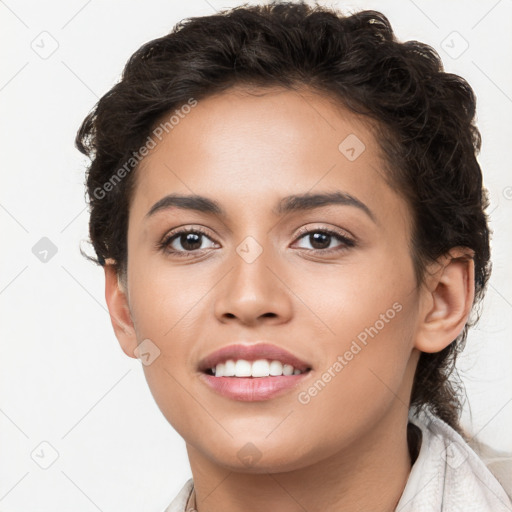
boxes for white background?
[1,0,511,510]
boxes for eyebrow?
[145,191,376,222]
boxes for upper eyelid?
[294,224,354,239]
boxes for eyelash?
[157,225,356,258]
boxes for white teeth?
[223,359,236,377]
[235,359,252,377]
[215,362,225,377]
[251,359,270,377]
[269,360,283,376]
[282,364,294,376]
[212,359,305,377]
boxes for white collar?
[396,407,512,511]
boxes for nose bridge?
[213,231,292,324]
[233,235,274,291]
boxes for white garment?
[164,478,193,512]
[395,408,512,511]
[164,408,512,511]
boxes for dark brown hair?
[76,1,491,432]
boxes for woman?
[76,2,512,510]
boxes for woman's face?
[123,86,423,472]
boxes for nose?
[213,244,293,327]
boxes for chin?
[203,439,314,474]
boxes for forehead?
[130,86,409,229]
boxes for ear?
[415,247,475,353]
[104,263,138,359]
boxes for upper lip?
[198,343,312,372]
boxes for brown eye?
[175,232,203,251]
[294,228,355,253]
[306,232,332,250]
[159,227,219,256]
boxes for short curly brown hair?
[76,1,491,433]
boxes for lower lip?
[199,372,311,401]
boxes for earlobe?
[104,263,138,359]
[415,248,475,354]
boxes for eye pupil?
[181,233,202,250]
[310,232,330,249]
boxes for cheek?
[291,297,418,456]
[290,254,419,417]
[127,256,214,338]
[289,246,417,350]
[126,262,218,422]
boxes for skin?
[104,86,475,512]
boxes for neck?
[186,403,413,512]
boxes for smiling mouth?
[204,358,312,378]
[197,342,313,401]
